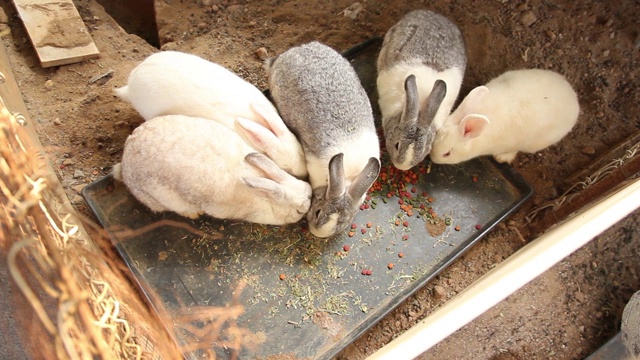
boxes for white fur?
[117,115,312,225]
[430,69,580,164]
[377,62,464,130]
[115,51,308,178]
[312,213,340,239]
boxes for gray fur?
[267,41,381,238]
[377,9,465,170]
[308,156,380,239]
[268,41,376,159]
[377,9,467,72]
[389,78,447,168]
[421,80,448,125]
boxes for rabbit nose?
[443,151,451,157]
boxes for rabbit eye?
[314,209,321,218]
[443,151,451,157]
[395,141,400,151]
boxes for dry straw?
[0,92,182,359]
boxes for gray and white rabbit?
[267,41,381,238]
[430,69,580,164]
[377,9,467,170]
[112,114,312,225]
[114,51,308,179]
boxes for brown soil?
[1,0,639,359]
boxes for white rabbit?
[377,9,467,170]
[430,69,580,164]
[112,114,312,225]
[114,51,308,179]
[267,41,381,238]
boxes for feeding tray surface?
[82,38,532,359]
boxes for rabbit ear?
[459,114,490,139]
[250,102,289,138]
[244,152,288,182]
[401,75,420,129]
[348,157,381,201]
[242,177,286,202]
[419,79,447,127]
[455,86,490,122]
[327,153,346,199]
[236,118,282,156]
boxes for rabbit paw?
[181,212,201,219]
[494,152,517,163]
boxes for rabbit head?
[242,152,312,224]
[430,85,491,164]
[384,76,447,170]
[306,154,380,238]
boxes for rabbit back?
[120,115,247,214]
[115,51,263,125]
[377,9,466,73]
[119,115,311,224]
[115,51,308,178]
[268,42,379,162]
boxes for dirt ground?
[1,0,639,359]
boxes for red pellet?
[343,245,351,252]
[475,224,482,230]
[351,223,358,229]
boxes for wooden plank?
[12,0,99,68]
[563,130,640,187]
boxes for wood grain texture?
[12,0,99,67]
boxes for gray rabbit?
[377,9,467,170]
[267,41,381,238]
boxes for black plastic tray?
[82,38,532,360]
